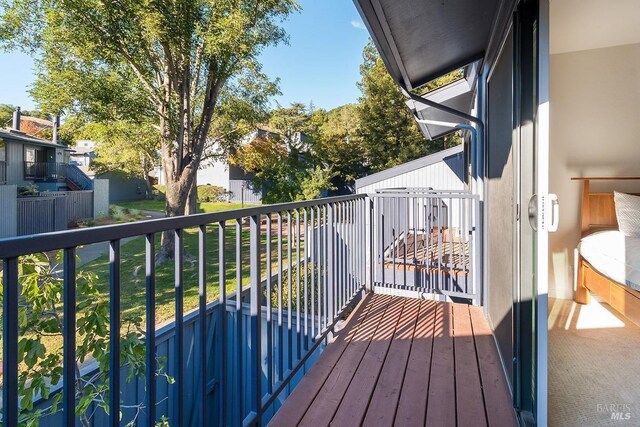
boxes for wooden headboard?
[572,177,640,237]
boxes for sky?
[0,0,370,113]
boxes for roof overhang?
[406,72,475,139]
[353,0,506,92]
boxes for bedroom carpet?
[548,297,640,426]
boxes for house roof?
[355,144,464,189]
[20,116,53,128]
[353,0,510,92]
[0,128,73,151]
[407,75,475,140]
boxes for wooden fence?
[17,191,94,235]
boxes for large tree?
[1,0,298,258]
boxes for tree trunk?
[186,177,198,215]
[157,156,196,261]
[143,170,154,200]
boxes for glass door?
[514,0,551,425]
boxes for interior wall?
[549,42,640,299]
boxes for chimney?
[12,107,21,130]
[52,115,60,143]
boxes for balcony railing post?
[249,214,262,424]
[3,257,19,427]
[63,247,77,426]
[327,203,335,322]
[366,196,374,292]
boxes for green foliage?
[413,69,465,95]
[0,0,300,231]
[197,185,226,202]
[312,104,366,181]
[0,253,168,426]
[298,166,336,200]
[231,133,310,203]
[81,120,160,188]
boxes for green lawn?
[79,224,298,326]
[115,200,250,213]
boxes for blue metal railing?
[371,189,481,304]
[0,194,368,426]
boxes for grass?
[115,200,250,213]
[79,223,296,326]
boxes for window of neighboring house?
[24,146,44,163]
[0,139,5,162]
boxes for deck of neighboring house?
[269,293,517,427]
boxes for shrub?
[197,185,225,202]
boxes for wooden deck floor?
[268,293,517,427]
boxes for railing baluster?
[63,247,77,426]
[327,203,334,323]
[3,257,19,427]
[295,209,301,360]
[303,207,308,351]
[323,205,328,330]
[317,206,322,335]
[109,239,121,427]
[146,233,157,427]
[235,218,243,421]
[218,221,227,427]
[310,207,316,341]
[277,212,284,382]
[174,229,184,427]
[198,225,208,426]
[249,214,262,424]
[266,214,273,395]
[287,211,293,370]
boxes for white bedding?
[579,230,640,291]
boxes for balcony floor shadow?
[268,293,517,427]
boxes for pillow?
[614,191,640,236]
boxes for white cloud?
[351,20,367,31]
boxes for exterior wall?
[93,179,110,218]
[229,179,262,204]
[0,185,18,238]
[549,42,640,299]
[355,145,465,194]
[197,157,230,189]
[5,141,28,186]
[97,171,147,203]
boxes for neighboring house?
[0,116,75,191]
[0,107,108,237]
[69,139,97,167]
[156,128,309,204]
[70,139,148,203]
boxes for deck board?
[331,297,406,425]
[453,303,487,427]
[268,294,517,427]
[394,300,437,427]
[361,297,421,426]
[297,295,392,426]
[425,302,456,426]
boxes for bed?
[574,177,640,327]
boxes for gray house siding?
[97,171,147,203]
[228,180,262,204]
[355,145,466,194]
[0,185,18,238]
[5,141,28,186]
